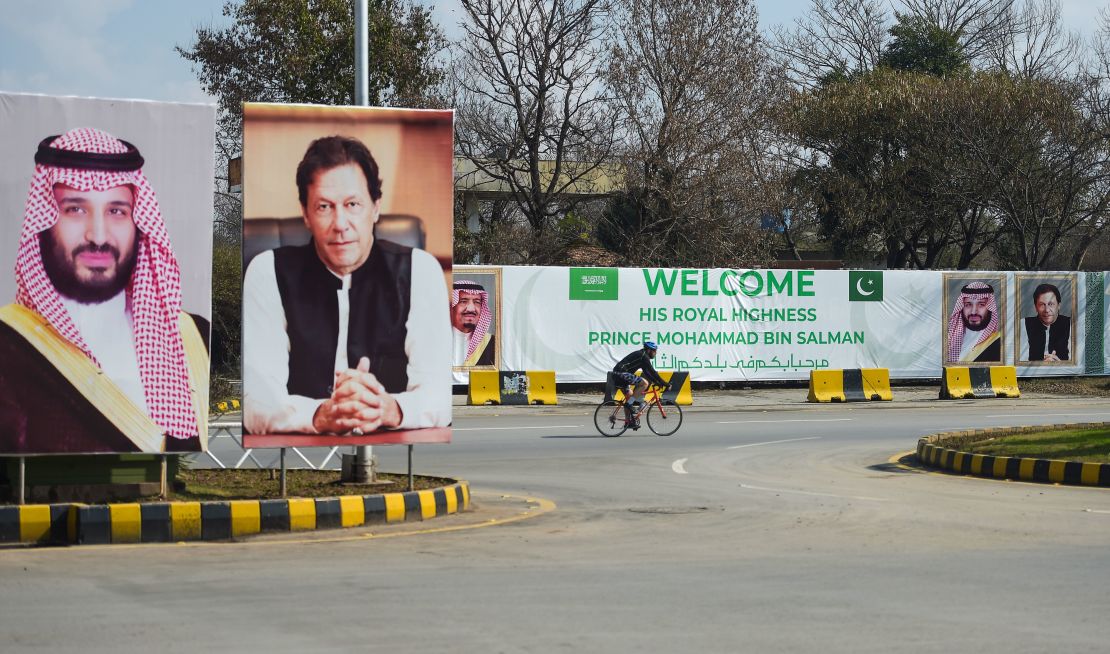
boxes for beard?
[961,310,992,332]
[39,230,138,304]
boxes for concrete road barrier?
[605,371,691,405]
[940,366,1020,399]
[468,370,558,405]
[807,368,893,403]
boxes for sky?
[0,0,1106,105]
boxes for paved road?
[3,393,1110,653]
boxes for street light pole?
[353,0,374,483]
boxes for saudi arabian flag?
[848,271,883,302]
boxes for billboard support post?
[17,456,25,506]
[280,448,288,499]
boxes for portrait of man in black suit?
[1019,280,1074,364]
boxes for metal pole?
[354,0,373,482]
[18,456,25,506]
[280,448,287,499]
[160,455,168,499]
[355,0,369,105]
[408,445,414,492]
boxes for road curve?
[2,397,1109,653]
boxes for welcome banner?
[452,266,1109,383]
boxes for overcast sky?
[0,0,1106,105]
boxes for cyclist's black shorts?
[614,371,642,391]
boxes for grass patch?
[965,427,1110,463]
[172,469,455,502]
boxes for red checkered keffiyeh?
[14,127,197,439]
[452,280,491,362]
[946,281,999,363]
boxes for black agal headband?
[454,282,486,292]
[960,283,994,295]
[34,135,145,172]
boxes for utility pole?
[352,0,374,484]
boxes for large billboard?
[453,265,1110,383]
[0,92,215,454]
[241,103,453,441]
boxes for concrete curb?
[0,481,470,546]
[916,424,1110,487]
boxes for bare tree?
[454,0,615,262]
[771,0,889,89]
[773,0,1024,86]
[981,0,1080,78]
[604,0,781,267]
[901,0,1016,62]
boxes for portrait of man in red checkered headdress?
[0,127,210,454]
[944,279,1004,364]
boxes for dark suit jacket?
[972,336,1002,363]
[1024,315,1071,361]
[0,311,209,454]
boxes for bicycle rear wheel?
[594,400,629,437]
[646,400,682,436]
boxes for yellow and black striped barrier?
[807,368,892,403]
[917,426,1109,487]
[467,370,557,405]
[0,481,470,545]
[940,366,1019,399]
[605,371,692,405]
[212,399,241,413]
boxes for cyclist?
[612,341,670,429]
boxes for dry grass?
[173,469,456,501]
[1019,376,1110,398]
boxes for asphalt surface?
[3,389,1109,653]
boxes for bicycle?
[593,384,683,437]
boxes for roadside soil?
[172,469,456,501]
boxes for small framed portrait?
[1015,273,1077,365]
[942,274,1006,365]
[451,268,502,371]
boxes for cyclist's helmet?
[644,341,658,352]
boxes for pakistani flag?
[849,271,883,302]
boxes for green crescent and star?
[848,271,883,302]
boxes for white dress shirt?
[452,328,470,366]
[958,328,979,362]
[243,246,451,433]
[60,292,149,414]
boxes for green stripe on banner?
[1086,272,1105,374]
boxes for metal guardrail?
[205,420,343,470]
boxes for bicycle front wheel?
[594,400,629,437]
[646,400,682,436]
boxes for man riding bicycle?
[612,341,670,429]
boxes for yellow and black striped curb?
[0,481,470,546]
[917,424,1110,487]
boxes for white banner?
[451,266,1108,383]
